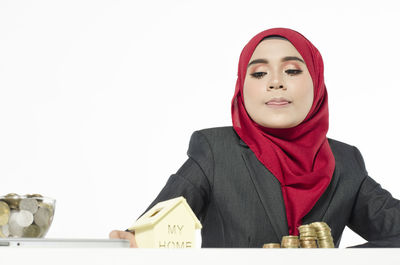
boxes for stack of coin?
[0,193,55,238]
[298,224,317,248]
[262,243,281,248]
[310,222,334,248]
[281,235,299,248]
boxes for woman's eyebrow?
[247,56,305,68]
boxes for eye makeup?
[250,72,267,79]
[248,63,303,79]
[285,69,303,75]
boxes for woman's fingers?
[109,230,138,248]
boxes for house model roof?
[129,196,202,231]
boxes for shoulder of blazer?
[327,137,368,178]
[327,137,354,152]
[327,137,360,161]
[195,126,242,146]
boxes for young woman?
[110,28,400,248]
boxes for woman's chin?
[258,121,297,129]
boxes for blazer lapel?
[240,140,289,240]
[238,138,341,238]
[302,160,341,224]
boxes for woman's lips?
[265,98,291,107]
[266,101,290,106]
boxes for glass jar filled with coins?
[0,193,56,238]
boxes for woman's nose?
[268,84,285,89]
[267,78,286,91]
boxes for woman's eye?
[286,69,303,75]
[250,72,267,79]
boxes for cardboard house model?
[128,196,202,248]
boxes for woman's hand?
[109,230,138,248]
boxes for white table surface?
[1,248,400,265]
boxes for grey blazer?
[142,126,400,248]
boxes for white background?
[0,0,399,248]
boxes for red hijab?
[231,28,335,235]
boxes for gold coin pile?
[262,243,281,248]
[310,222,334,248]
[298,224,317,248]
[0,193,55,238]
[281,235,299,248]
[262,221,334,248]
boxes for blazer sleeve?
[347,146,400,247]
[138,131,213,222]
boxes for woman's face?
[243,38,314,129]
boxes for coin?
[0,201,11,226]
[318,241,335,247]
[300,240,317,248]
[310,222,335,248]
[38,202,54,215]
[262,243,281,248]
[15,210,34,227]
[299,231,316,237]
[27,194,43,198]
[3,194,20,210]
[300,236,317,241]
[23,224,41,237]
[34,206,51,227]
[318,235,333,241]
[5,193,18,196]
[310,222,330,231]
[19,198,39,214]
[8,212,23,237]
[315,230,330,236]
[27,194,44,203]
[281,235,299,248]
[298,224,313,231]
[298,224,318,248]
